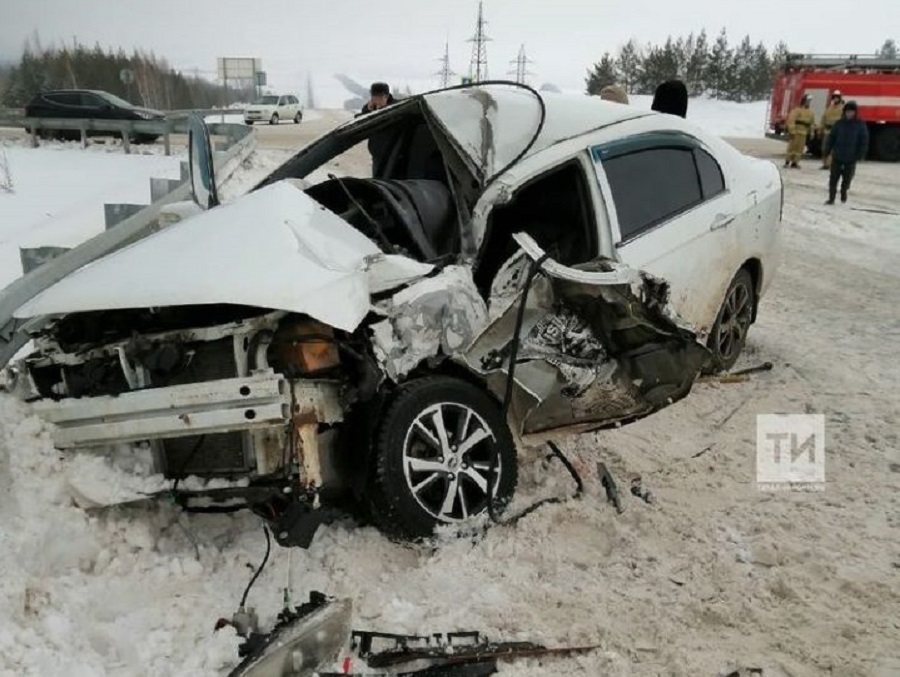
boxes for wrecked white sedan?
[0,83,782,544]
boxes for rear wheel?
[245,120,253,125]
[366,377,517,540]
[706,269,755,372]
[873,127,900,162]
[269,113,279,125]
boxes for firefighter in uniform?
[784,95,815,168]
[819,91,844,170]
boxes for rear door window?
[603,147,702,242]
[694,148,725,198]
[46,92,81,106]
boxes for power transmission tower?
[436,41,456,88]
[508,44,534,84]
[467,1,491,82]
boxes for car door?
[591,132,741,335]
[79,92,111,119]
[42,92,82,118]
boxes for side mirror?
[188,115,219,209]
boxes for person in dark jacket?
[359,82,397,177]
[823,101,869,204]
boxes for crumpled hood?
[14,182,432,332]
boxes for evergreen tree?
[685,30,708,96]
[585,53,618,95]
[0,40,252,109]
[616,39,641,94]
[732,36,756,103]
[878,39,898,59]
[706,29,732,99]
[638,39,680,94]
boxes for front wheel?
[293,111,302,124]
[706,268,755,372]
[366,377,517,540]
[269,113,279,125]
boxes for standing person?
[823,101,868,205]
[360,82,395,116]
[819,91,844,170]
[784,95,815,168]
[358,82,397,177]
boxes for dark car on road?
[24,89,166,143]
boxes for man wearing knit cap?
[359,82,397,177]
[823,101,869,205]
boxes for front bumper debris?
[31,370,342,450]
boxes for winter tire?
[293,111,302,124]
[367,377,517,540]
[706,268,755,372]
[269,113,279,125]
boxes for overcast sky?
[2,0,897,105]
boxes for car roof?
[420,83,657,182]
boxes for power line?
[436,40,456,88]
[467,1,491,82]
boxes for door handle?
[710,214,735,231]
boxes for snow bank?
[628,95,768,138]
[0,143,182,289]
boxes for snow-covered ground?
[0,142,183,289]
[1,115,899,676]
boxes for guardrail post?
[29,123,38,148]
[121,123,131,154]
[104,204,145,230]
[79,120,88,149]
[163,120,172,156]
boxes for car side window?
[79,93,104,107]
[288,96,297,105]
[47,93,78,106]
[694,148,725,198]
[603,147,702,242]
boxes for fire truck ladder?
[785,53,900,73]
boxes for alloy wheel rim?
[716,281,752,361]
[401,402,498,522]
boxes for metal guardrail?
[0,120,258,369]
[0,109,247,155]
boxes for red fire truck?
[767,54,900,161]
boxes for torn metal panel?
[370,266,488,381]
[424,86,542,184]
[465,240,708,436]
[13,182,383,332]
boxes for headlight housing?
[134,110,157,120]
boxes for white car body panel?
[13,182,431,332]
[470,109,782,336]
[424,88,649,184]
